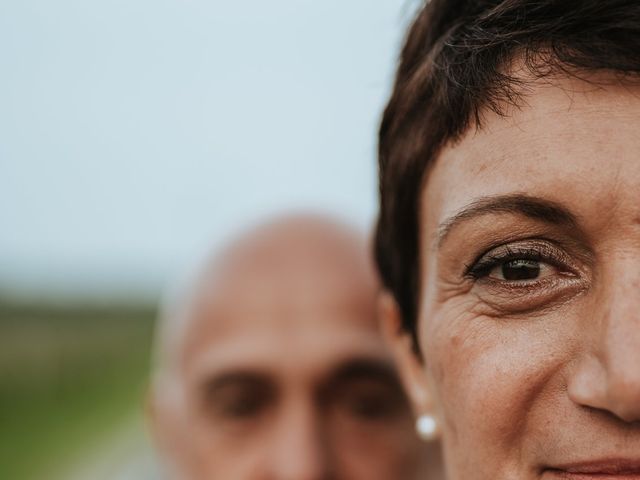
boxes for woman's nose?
[568,261,640,423]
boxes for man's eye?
[344,393,399,420]
[334,382,405,421]
[487,259,556,281]
[201,381,274,421]
[215,394,266,419]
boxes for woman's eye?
[464,241,585,311]
[488,258,556,281]
[466,240,573,284]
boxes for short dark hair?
[375,0,640,346]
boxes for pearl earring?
[415,414,439,441]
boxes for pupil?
[501,259,540,280]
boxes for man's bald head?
[150,214,434,480]
[153,214,378,385]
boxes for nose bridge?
[596,252,640,420]
[266,395,332,480]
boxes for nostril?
[609,403,640,423]
[567,355,640,423]
[604,378,640,423]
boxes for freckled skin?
[390,76,640,479]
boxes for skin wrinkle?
[434,303,571,478]
[386,74,640,479]
[434,218,594,320]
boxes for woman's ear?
[378,290,435,418]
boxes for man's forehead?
[172,217,379,372]
[193,259,376,324]
[182,296,381,373]
[154,216,380,382]
[185,325,392,388]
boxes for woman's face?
[393,75,640,479]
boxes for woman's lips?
[545,458,640,478]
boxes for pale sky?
[0,0,416,298]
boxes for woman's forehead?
[421,76,640,245]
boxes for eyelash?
[464,241,568,281]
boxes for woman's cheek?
[423,300,570,476]
[427,307,510,439]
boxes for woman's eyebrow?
[436,193,579,248]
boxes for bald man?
[149,215,441,480]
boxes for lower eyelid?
[471,276,588,315]
[476,273,585,302]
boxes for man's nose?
[568,256,640,423]
[265,403,334,480]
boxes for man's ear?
[378,290,435,418]
[146,379,184,476]
[146,385,168,455]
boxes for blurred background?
[0,1,415,478]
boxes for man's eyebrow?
[200,370,272,394]
[329,357,400,387]
[437,194,579,247]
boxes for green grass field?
[0,298,157,479]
